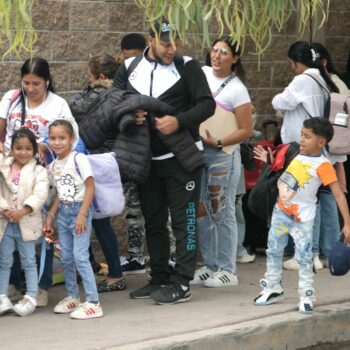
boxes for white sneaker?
[320,257,329,268]
[7,285,22,303]
[0,295,13,315]
[70,301,103,320]
[254,279,284,305]
[13,295,36,316]
[283,257,299,270]
[237,253,256,264]
[299,297,314,314]
[37,288,48,307]
[54,296,80,314]
[190,266,214,285]
[313,256,323,271]
[204,270,238,288]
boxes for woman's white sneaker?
[0,295,13,315]
[283,257,299,270]
[204,270,238,287]
[70,301,103,320]
[13,295,37,316]
[54,297,80,314]
[313,256,324,271]
[190,266,214,285]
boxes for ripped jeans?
[265,206,315,298]
[197,147,241,274]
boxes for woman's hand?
[202,129,218,148]
[7,207,30,224]
[253,144,273,164]
[135,109,147,125]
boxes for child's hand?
[253,145,273,164]
[1,210,11,220]
[75,212,87,235]
[8,208,28,223]
[343,224,350,244]
[43,214,54,232]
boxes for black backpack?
[247,142,300,224]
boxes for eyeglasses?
[211,47,230,56]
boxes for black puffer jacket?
[77,88,205,183]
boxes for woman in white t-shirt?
[0,57,79,154]
[193,36,253,287]
[0,57,79,306]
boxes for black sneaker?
[122,258,146,275]
[150,282,191,305]
[129,283,161,299]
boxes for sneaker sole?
[204,281,238,288]
[155,295,192,305]
[71,311,104,320]
[254,294,284,305]
[0,307,13,315]
[13,307,36,317]
[129,294,152,299]
[189,280,206,285]
[123,269,146,275]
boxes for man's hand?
[135,109,147,125]
[155,115,179,135]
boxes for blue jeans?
[57,202,98,303]
[198,147,241,274]
[0,223,38,298]
[265,206,315,297]
[92,218,123,278]
[312,192,340,258]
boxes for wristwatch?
[217,139,223,150]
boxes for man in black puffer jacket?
[113,20,215,305]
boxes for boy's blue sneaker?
[254,279,284,305]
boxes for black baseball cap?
[149,19,179,41]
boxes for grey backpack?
[304,73,350,155]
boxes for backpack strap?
[303,72,331,94]
[126,55,143,78]
[73,152,100,213]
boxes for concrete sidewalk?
[1,255,350,350]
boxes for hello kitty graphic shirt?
[50,152,93,203]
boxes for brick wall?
[1,0,349,117]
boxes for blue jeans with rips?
[312,191,340,258]
[265,206,315,298]
[0,223,38,298]
[57,202,99,303]
[198,147,241,274]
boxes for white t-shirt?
[277,153,337,222]
[0,90,79,149]
[272,68,328,144]
[50,152,93,203]
[202,66,251,111]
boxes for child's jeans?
[265,206,315,298]
[0,223,38,298]
[57,202,99,303]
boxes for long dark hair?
[207,35,246,83]
[311,42,339,75]
[287,41,339,93]
[19,57,55,126]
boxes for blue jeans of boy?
[0,223,38,298]
[312,192,340,258]
[198,147,241,274]
[265,206,315,297]
[57,202,99,303]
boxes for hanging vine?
[0,0,37,58]
[135,0,330,56]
